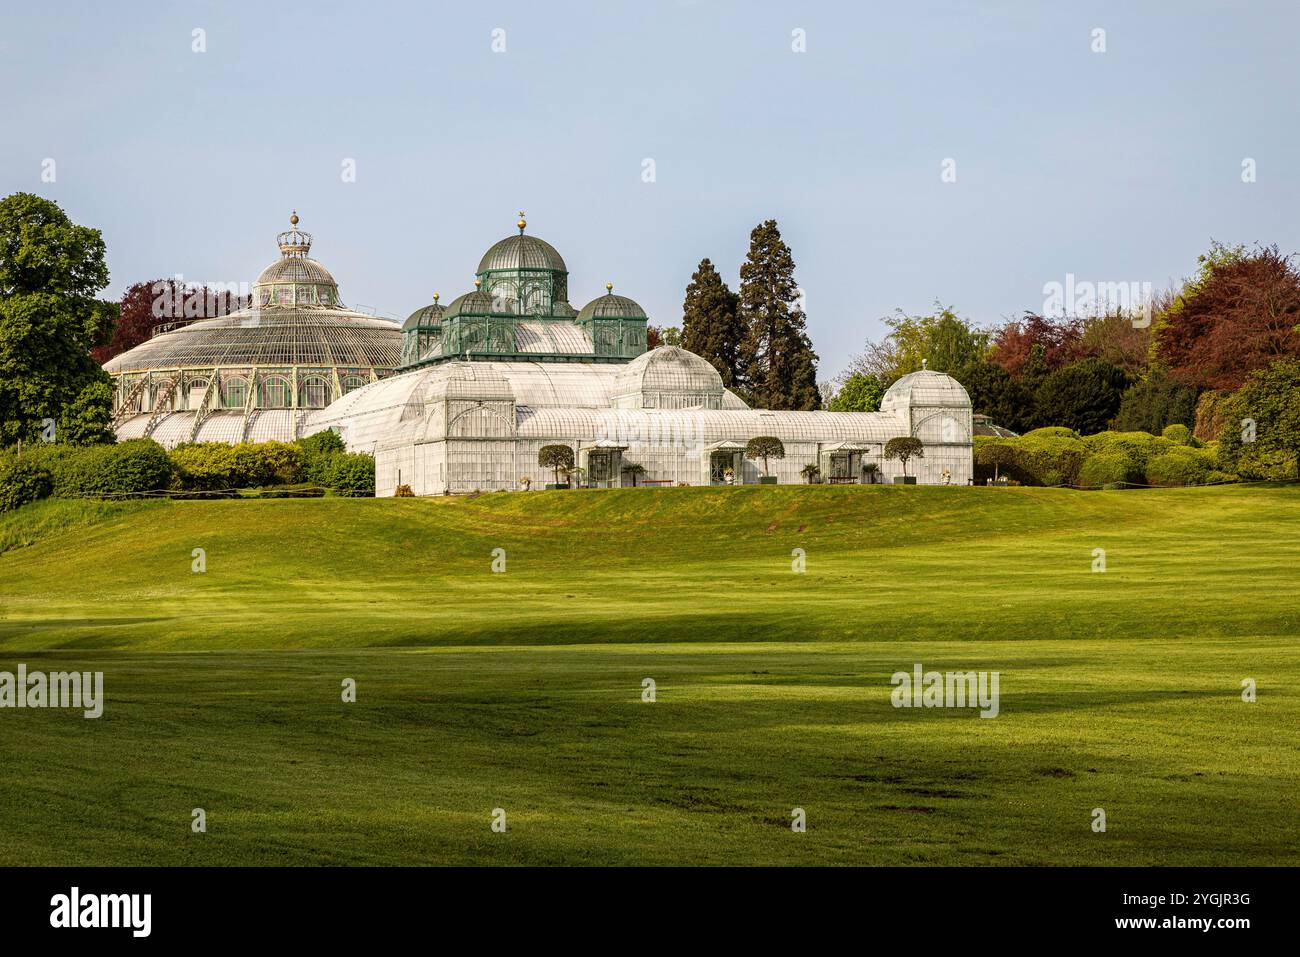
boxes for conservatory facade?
[306,217,974,493]
[104,214,400,446]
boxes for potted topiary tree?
[862,462,880,484]
[800,463,821,484]
[562,465,586,489]
[746,436,784,485]
[621,462,646,487]
[974,442,1015,485]
[538,444,574,489]
[884,436,924,484]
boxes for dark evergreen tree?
[680,258,743,388]
[1113,374,1199,434]
[736,221,820,410]
[1033,357,1129,434]
[954,360,1035,434]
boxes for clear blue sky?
[2,0,1297,377]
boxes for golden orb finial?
[474,278,482,289]
[289,211,299,226]
[517,211,526,233]
[433,292,440,303]
[605,282,614,293]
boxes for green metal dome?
[441,285,517,319]
[477,233,567,275]
[576,286,648,322]
[402,295,446,331]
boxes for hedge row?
[975,425,1232,488]
[0,432,374,512]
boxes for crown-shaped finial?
[277,212,312,257]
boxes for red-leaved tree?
[1155,246,1300,392]
[92,278,245,363]
[989,313,1088,380]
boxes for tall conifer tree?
[736,220,819,410]
[681,258,743,389]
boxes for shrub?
[1079,452,1137,488]
[44,439,172,497]
[1082,431,1164,479]
[326,453,375,497]
[1020,427,1080,440]
[1161,423,1196,446]
[394,484,414,497]
[1146,448,1214,487]
[169,443,237,491]
[1012,432,1086,486]
[171,441,304,490]
[0,456,53,512]
[297,431,346,485]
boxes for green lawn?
[0,485,1296,865]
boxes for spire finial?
[517,210,527,233]
[433,292,440,303]
[605,281,613,294]
[474,278,482,289]
[289,210,299,226]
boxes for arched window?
[342,375,367,394]
[259,376,291,408]
[186,379,210,410]
[221,377,248,409]
[299,376,330,409]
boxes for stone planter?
[892,476,917,485]
[758,476,778,485]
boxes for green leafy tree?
[847,304,989,385]
[1033,357,1129,434]
[884,436,925,476]
[828,372,885,412]
[745,435,785,476]
[538,444,574,485]
[0,193,117,446]
[681,258,744,389]
[647,325,682,349]
[737,221,819,410]
[1218,359,1300,479]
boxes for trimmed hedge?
[978,429,1233,489]
[1011,432,1087,486]
[1146,448,1215,487]
[38,439,173,497]
[169,441,304,491]
[0,456,53,512]
[1079,452,1136,488]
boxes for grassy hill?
[1,485,1297,864]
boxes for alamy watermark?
[1042,273,1154,328]
[0,665,103,718]
[890,663,1000,718]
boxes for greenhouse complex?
[105,214,974,493]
